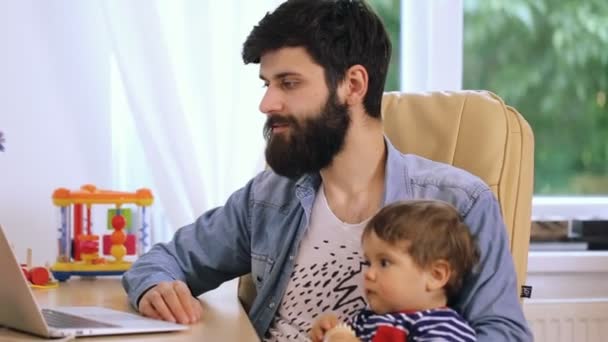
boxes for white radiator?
[524,299,608,342]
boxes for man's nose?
[259,87,284,114]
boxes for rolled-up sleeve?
[457,190,533,341]
[122,180,253,310]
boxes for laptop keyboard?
[42,309,119,329]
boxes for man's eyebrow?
[259,72,302,81]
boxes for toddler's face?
[361,231,432,314]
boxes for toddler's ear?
[426,259,451,291]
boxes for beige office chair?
[238,90,535,311]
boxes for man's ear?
[426,260,451,292]
[342,64,368,107]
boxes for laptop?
[0,224,188,338]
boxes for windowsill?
[532,196,608,220]
[528,251,608,273]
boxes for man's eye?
[262,82,269,88]
[281,80,298,89]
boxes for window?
[463,0,608,251]
[371,0,608,252]
[463,0,608,196]
[367,0,400,91]
[371,0,608,196]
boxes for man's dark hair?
[242,0,391,118]
[363,200,480,300]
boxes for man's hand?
[138,280,203,324]
[310,313,340,342]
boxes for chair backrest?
[238,90,534,310]
[381,90,534,293]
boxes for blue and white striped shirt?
[349,307,476,342]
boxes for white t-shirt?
[265,185,370,341]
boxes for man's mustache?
[265,114,297,127]
[263,115,301,139]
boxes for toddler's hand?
[323,323,359,342]
[310,313,339,342]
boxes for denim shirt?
[122,138,532,341]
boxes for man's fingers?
[174,281,197,322]
[190,297,203,322]
[159,286,190,324]
[139,299,162,320]
[149,291,177,323]
[137,281,201,325]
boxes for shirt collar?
[295,135,411,203]
[382,135,411,204]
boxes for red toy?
[20,248,54,287]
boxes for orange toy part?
[92,258,107,264]
[52,185,154,206]
[103,234,135,255]
[111,230,126,245]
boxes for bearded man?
[123,1,531,341]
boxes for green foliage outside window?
[463,0,608,195]
[368,0,400,91]
[370,0,608,195]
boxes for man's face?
[259,47,350,179]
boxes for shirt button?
[269,302,275,308]
[289,255,294,261]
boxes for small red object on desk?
[29,267,51,286]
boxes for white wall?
[0,2,113,266]
[524,251,608,341]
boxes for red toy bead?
[112,215,126,230]
[80,240,99,254]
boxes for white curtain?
[101,1,282,241]
[0,1,116,264]
[400,0,463,92]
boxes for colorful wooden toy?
[50,185,153,281]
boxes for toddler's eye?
[380,259,391,267]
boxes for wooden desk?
[0,278,260,341]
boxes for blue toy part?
[52,270,127,282]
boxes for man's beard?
[263,91,350,179]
